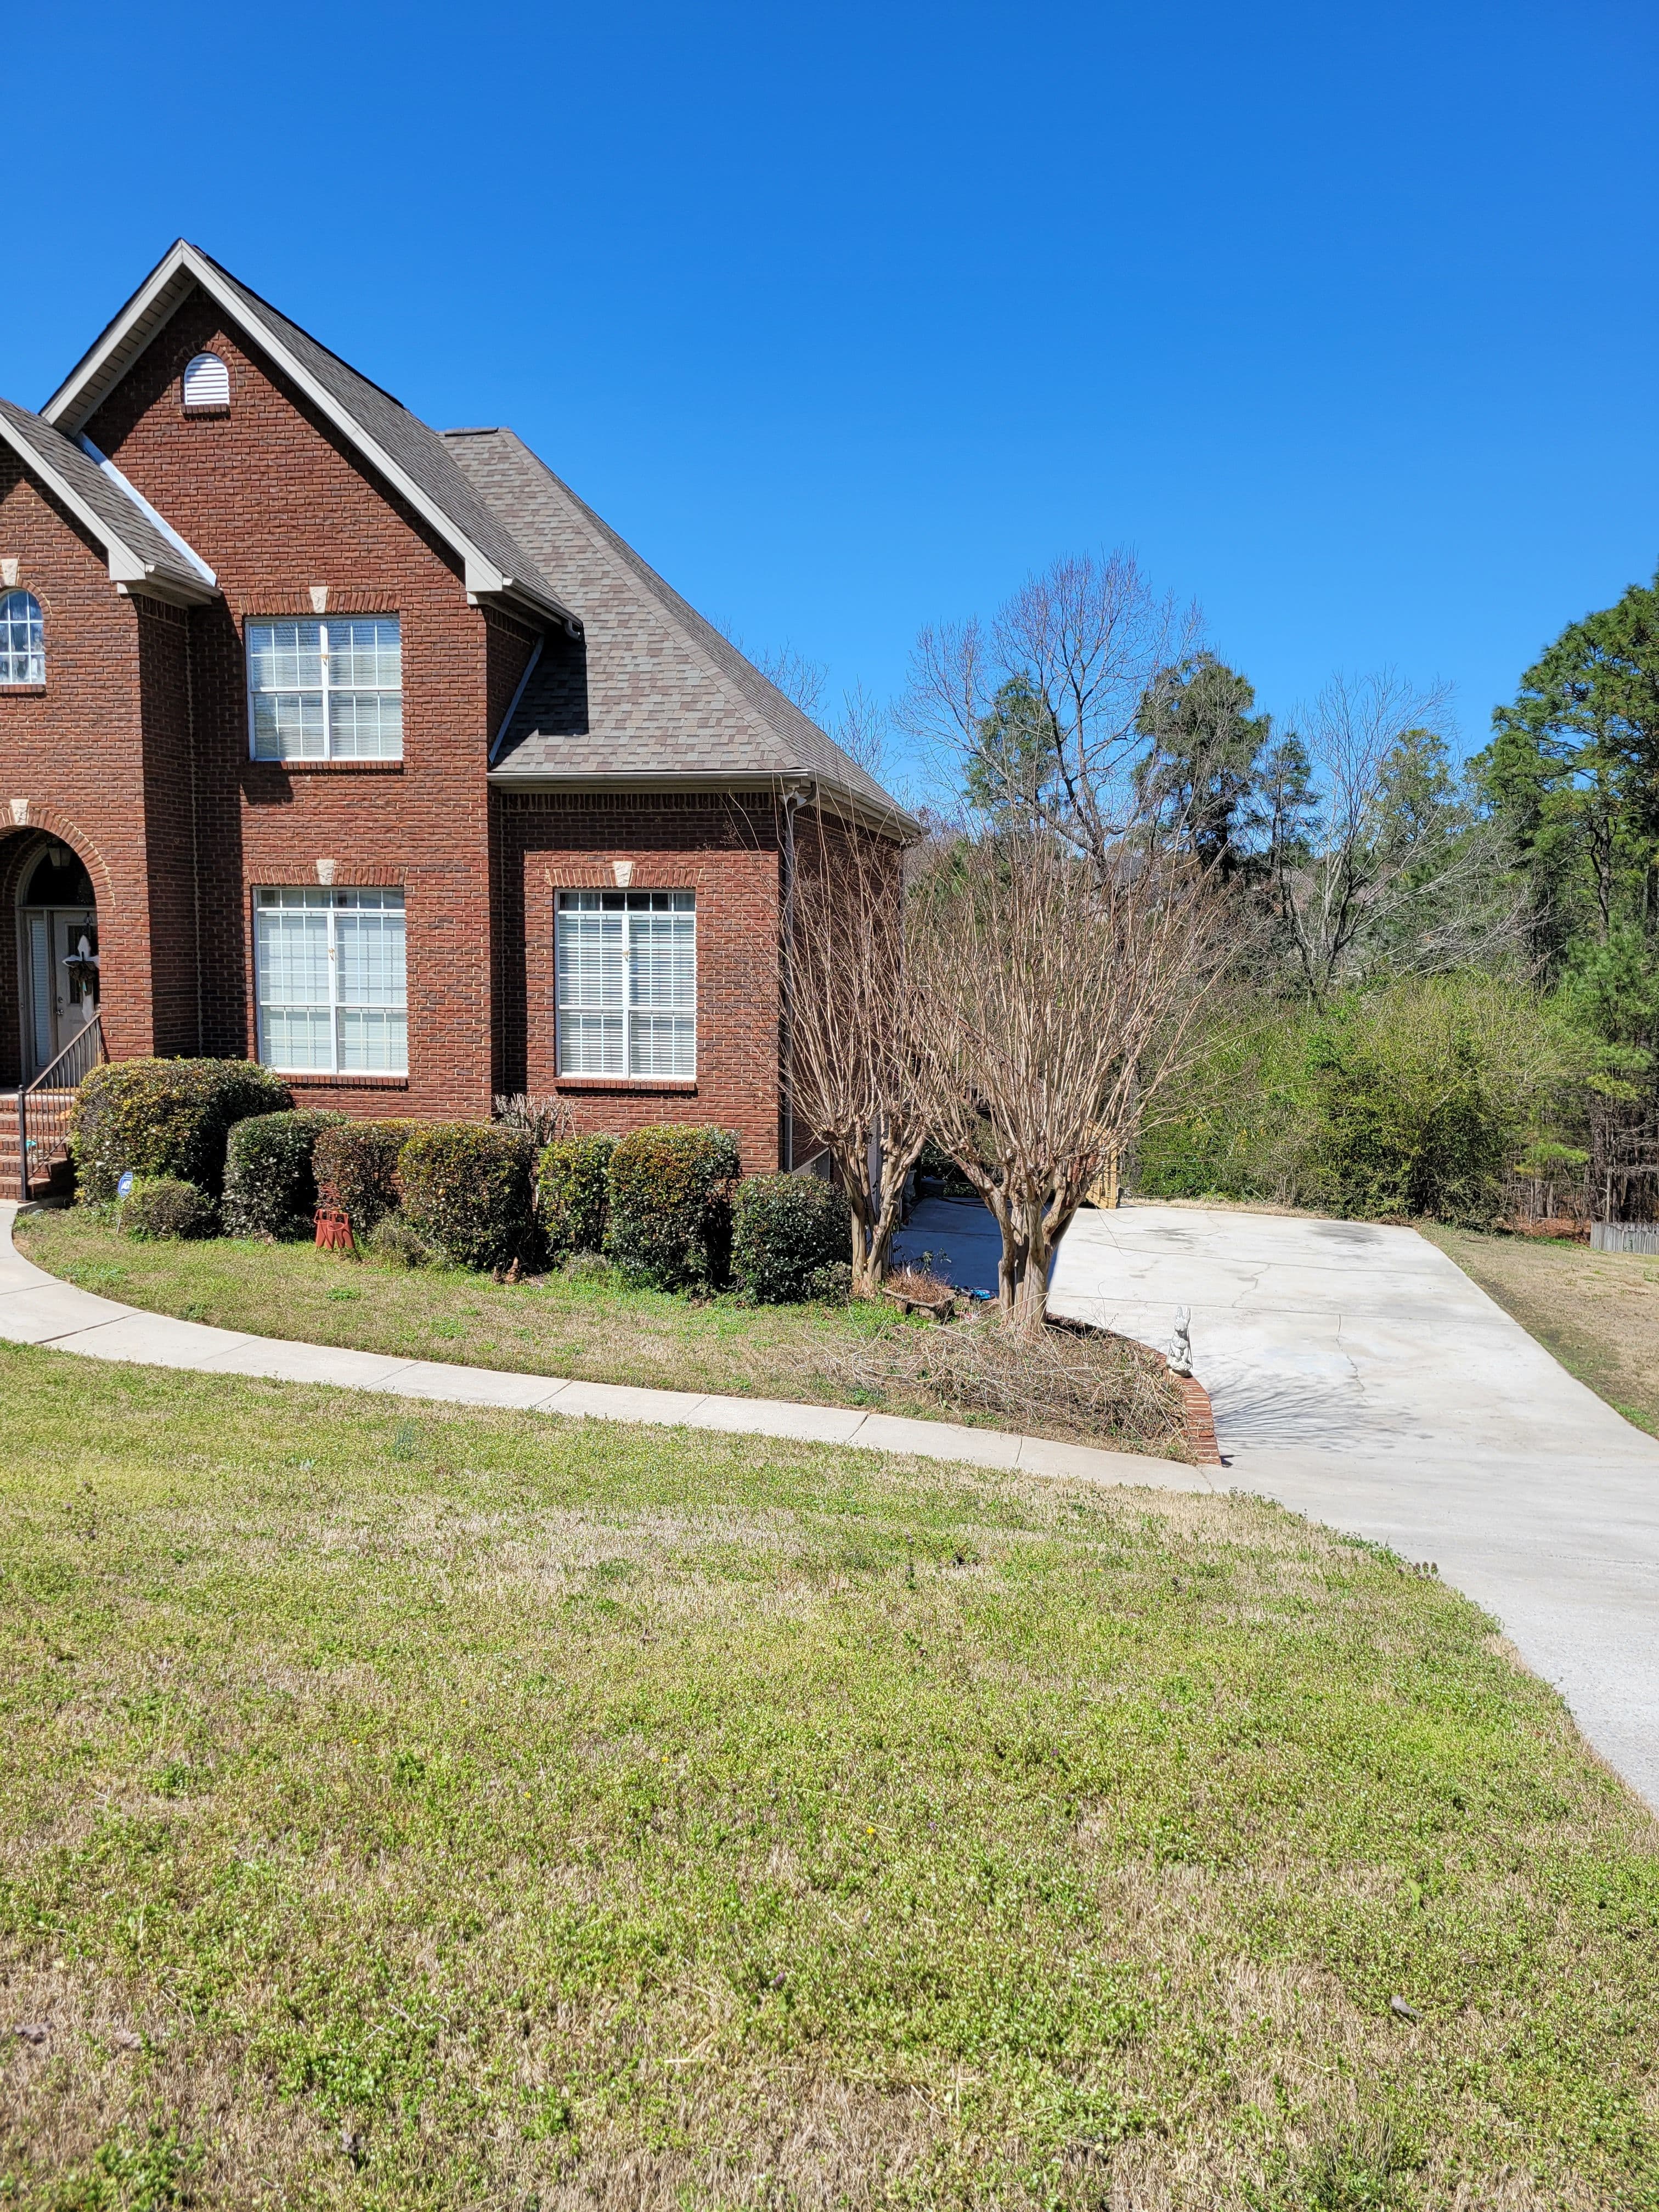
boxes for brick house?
[0,241,911,1197]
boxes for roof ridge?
[444,427,900,815]
[187,243,412,415]
[41,242,578,631]
[447,428,795,752]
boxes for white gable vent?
[182,352,230,409]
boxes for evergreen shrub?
[121,1176,217,1240]
[537,1134,616,1262]
[1307,977,1572,1225]
[365,1214,432,1268]
[731,1171,853,1302]
[605,1124,741,1289]
[396,1124,538,1272]
[222,1110,346,1238]
[312,1119,420,1236]
[70,1059,291,1202]
[1138,975,1579,1224]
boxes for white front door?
[21,907,98,1079]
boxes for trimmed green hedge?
[605,1124,741,1289]
[70,1059,292,1203]
[222,1110,346,1239]
[731,1171,853,1303]
[312,1119,419,1237]
[396,1124,538,1273]
[121,1176,217,1240]
[537,1134,616,1263]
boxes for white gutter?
[76,435,216,585]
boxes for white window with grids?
[246,618,403,760]
[253,886,407,1074]
[0,591,44,686]
[556,891,696,1078]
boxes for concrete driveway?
[897,1195,1659,1812]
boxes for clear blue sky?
[6,0,1655,795]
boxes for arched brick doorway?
[1,827,106,1200]
[14,836,99,1081]
[0,827,105,1092]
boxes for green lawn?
[1423,1223,1659,1438]
[12,1209,1184,1457]
[2,1348,1656,2207]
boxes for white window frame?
[556,890,696,1079]
[0,591,44,686]
[245,617,404,762]
[252,885,408,1076]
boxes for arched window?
[0,591,43,686]
[182,352,230,409]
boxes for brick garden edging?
[1177,1373,1223,1466]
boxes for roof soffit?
[0,396,217,606]
[41,241,578,630]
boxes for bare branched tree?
[717,621,893,783]
[751,641,828,718]
[903,550,1201,871]
[829,680,890,782]
[788,811,930,1295]
[1266,672,1520,1002]
[910,833,1228,1331]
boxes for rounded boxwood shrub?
[395,1123,538,1273]
[70,1059,292,1202]
[222,1109,346,1239]
[121,1176,217,1240]
[312,1119,420,1237]
[537,1133,616,1263]
[731,1171,854,1302]
[605,1124,741,1289]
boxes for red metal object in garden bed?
[314,1205,354,1252]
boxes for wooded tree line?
[917,552,1659,1227]
[777,555,1659,1338]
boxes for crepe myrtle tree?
[786,806,930,1296]
[910,830,1228,1332]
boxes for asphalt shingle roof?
[187,252,573,624]
[0,397,213,597]
[443,426,911,826]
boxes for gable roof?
[41,241,578,633]
[0,397,217,606]
[443,427,916,834]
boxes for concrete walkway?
[1048,1202,1659,1813]
[11,1194,1658,1808]
[0,1204,1207,1496]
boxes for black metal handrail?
[17,1014,106,1194]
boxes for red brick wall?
[5,282,887,1164]
[134,600,200,1056]
[0,459,160,1084]
[83,294,498,1118]
[496,791,785,1170]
